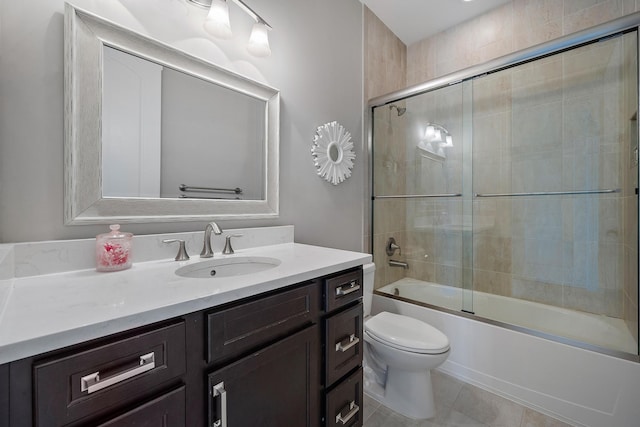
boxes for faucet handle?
[386,237,402,256]
[222,234,243,255]
[163,239,190,261]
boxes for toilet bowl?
[362,263,450,419]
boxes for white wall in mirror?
[0,0,364,253]
[102,46,265,201]
[160,67,264,200]
[103,46,163,198]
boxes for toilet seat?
[365,312,450,354]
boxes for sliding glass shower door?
[371,30,639,357]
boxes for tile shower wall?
[471,34,635,320]
[364,6,407,290]
[623,34,639,345]
[366,1,639,340]
[406,0,640,87]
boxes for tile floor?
[363,370,573,427]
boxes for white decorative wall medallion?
[311,121,356,185]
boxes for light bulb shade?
[425,125,435,139]
[445,135,453,147]
[433,129,442,143]
[204,0,232,39]
[247,22,271,57]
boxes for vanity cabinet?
[207,326,319,426]
[2,266,363,427]
[321,269,364,427]
[33,322,186,427]
[205,281,321,426]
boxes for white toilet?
[362,263,450,419]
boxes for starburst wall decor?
[311,121,356,185]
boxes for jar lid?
[97,224,132,240]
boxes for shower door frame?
[368,12,640,362]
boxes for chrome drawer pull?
[335,334,360,352]
[212,382,227,427]
[80,352,155,394]
[336,401,359,425]
[335,281,360,296]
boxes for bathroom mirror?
[64,4,279,224]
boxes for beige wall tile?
[513,0,563,50]
[563,0,625,35]
[364,7,406,101]
[521,407,573,427]
[473,269,513,296]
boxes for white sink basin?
[175,256,281,279]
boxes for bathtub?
[378,277,637,357]
[372,279,640,427]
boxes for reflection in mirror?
[64,4,279,224]
[102,46,265,200]
[328,142,341,163]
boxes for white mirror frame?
[64,4,279,225]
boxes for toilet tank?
[363,263,375,317]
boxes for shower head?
[389,104,407,116]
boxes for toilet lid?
[365,311,450,354]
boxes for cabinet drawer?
[325,303,363,386]
[96,386,185,427]
[33,321,186,427]
[207,282,320,364]
[324,269,362,312]
[326,368,363,427]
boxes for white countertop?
[0,242,371,364]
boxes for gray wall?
[0,0,365,251]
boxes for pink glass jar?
[96,224,133,272]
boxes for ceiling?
[360,0,511,46]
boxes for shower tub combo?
[369,12,640,427]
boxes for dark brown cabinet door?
[0,364,8,427]
[208,325,320,427]
[325,368,363,427]
[325,304,363,386]
[96,386,185,427]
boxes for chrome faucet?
[200,222,223,258]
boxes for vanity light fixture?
[188,0,272,57]
[418,123,453,161]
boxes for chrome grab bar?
[80,352,155,394]
[336,401,360,425]
[179,184,243,194]
[475,189,619,197]
[179,195,241,200]
[374,193,462,199]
